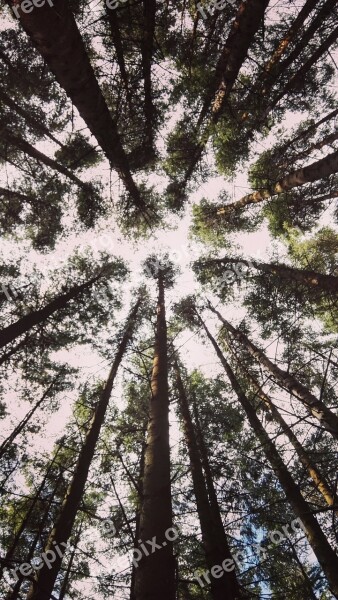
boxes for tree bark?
[10,0,145,209]
[174,360,242,599]
[26,298,141,600]
[1,128,87,189]
[183,0,270,185]
[0,89,63,147]
[236,361,336,509]
[216,149,338,217]
[0,272,104,349]
[207,303,338,439]
[198,316,338,598]
[134,273,175,600]
[198,255,338,293]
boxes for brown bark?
[263,24,338,120]
[134,273,175,600]
[26,299,141,600]
[183,0,270,184]
[198,317,338,598]
[174,360,242,599]
[242,0,336,120]
[10,0,145,209]
[207,303,338,439]
[0,270,105,349]
[199,255,338,293]
[216,149,338,217]
[237,363,336,509]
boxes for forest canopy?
[0,1,337,599]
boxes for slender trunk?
[198,255,338,293]
[0,270,105,349]
[207,303,338,439]
[254,0,318,85]
[183,0,270,184]
[174,361,242,599]
[6,472,63,600]
[0,448,61,579]
[278,108,338,157]
[237,362,336,509]
[242,0,336,120]
[134,273,175,600]
[140,0,156,157]
[105,8,132,106]
[0,90,63,147]
[198,316,338,597]
[25,299,141,600]
[2,128,87,189]
[0,188,37,207]
[0,373,63,460]
[288,537,318,600]
[58,524,82,600]
[263,24,338,120]
[11,0,145,209]
[130,441,146,600]
[216,149,338,217]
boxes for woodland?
[0,0,337,599]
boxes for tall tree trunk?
[262,24,338,121]
[130,441,146,600]
[235,360,336,509]
[0,448,61,579]
[10,0,145,209]
[207,303,338,439]
[174,360,242,599]
[0,89,63,147]
[198,315,338,598]
[0,269,108,349]
[58,524,82,600]
[25,299,141,600]
[134,273,175,600]
[198,255,338,293]
[216,149,338,217]
[0,373,63,460]
[183,0,270,185]
[242,0,337,120]
[2,128,87,189]
[140,0,156,158]
[6,471,63,600]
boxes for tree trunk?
[216,149,338,217]
[2,128,87,189]
[58,524,82,600]
[130,441,146,600]
[0,373,63,460]
[236,362,336,509]
[0,270,106,349]
[207,303,338,439]
[198,316,338,598]
[134,273,175,600]
[198,255,338,293]
[263,24,338,120]
[25,299,142,600]
[184,0,270,184]
[140,0,157,158]
[10,0,145,209]
[242,0,336,120]
[0,448,61,580]
[0,89,63,147]
[6,471,63,600]
[174,360,242,599]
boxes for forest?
[0,0,337,598]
